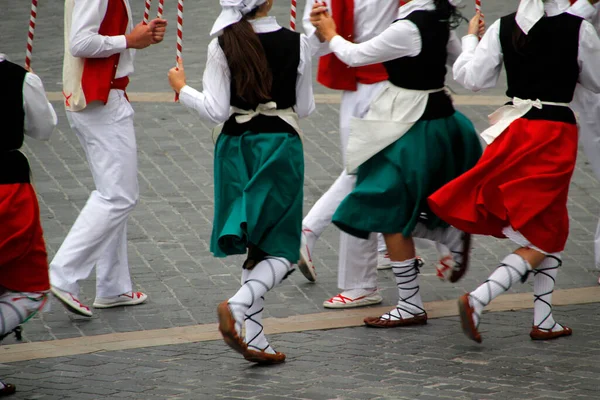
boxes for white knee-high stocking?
[228,257,293,336]
[381,258,425,321]
[469,254,531,327]
[533,254,564,332]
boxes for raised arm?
[175,39,232,124]
[453,19,503,92]
[295,35,316,119]
[325,20,422,67]
[303,0,331,57]
[23,72,57,141]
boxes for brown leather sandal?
[217,301,248,355]
[530,325,572,340]
[244,348,286,365]
[0,381,16,397]
[364,313,427,328]
[450,233,471,283]
[458,294,482,343]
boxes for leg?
[217,257,293,364]
[530,253,572,339]
[364,233,427,328]
[50,91,140,314]
[323,232,381,308]
[458,247,545,343]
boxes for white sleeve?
[453,19,503,92]
[578,20,600,94]
[446,30,462,67]
[302,0,332,57]
[23,73,58,141]
[178,39,231,124]
[568,0,598,22]
[295,34,316,119]
[328,20,421,67]
[70,0,128,58]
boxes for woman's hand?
[468,11,485,38]
[168,57,186,94]
[315,13,338,42]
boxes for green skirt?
[332,111,482,239]
[211,131,304,264]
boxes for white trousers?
[50,90,138,298]
[572,84,600,269]
[303,82,384,290]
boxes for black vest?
[384,11,454,120]
[499,13,582,123]
[219,28,301,135]
[0,59,30,184]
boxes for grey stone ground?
[2,0,600,398]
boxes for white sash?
[480,97,571,145]
[212,101,302,143]
[346,83,445,174]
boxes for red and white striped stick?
[143,0,152,24]
[157,0,164,19]
[475,0,481,13]
[290,0,297,30]
[25,0,38,70]
[175,0,184,101]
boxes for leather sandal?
[450,233,471,283]
[458,294,482,343]
[530,325,572,340]
[0,381,16,397]
[217,301,248,355]
[364,313,427,328]
[244,348,286,365]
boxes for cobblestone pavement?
[2,303,600,400]
[2,0,600,398]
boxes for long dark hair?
[434,0,465,30]
[220,7,273,105]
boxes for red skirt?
[428,119,578,254]
[0,183,50,292]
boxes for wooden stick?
[25,0,38,70]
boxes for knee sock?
[413,223,467,265]
[469,253,531,327]
[0,291,47,338]
[381,258,425,320]
[533,254,564,332]
[228,257,293,336]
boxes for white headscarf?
[210,0,268,36]
[448,0,463,6]
[516,0,545,35]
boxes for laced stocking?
[533,254,564,332]
[413,222,467,269]
[379,258,426,321]
[228,257,293,337]
[0,291,48,339]
[469,253,531,327]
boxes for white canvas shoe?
[377,251,392,270]
[298,229,317,282]
[93,291,148,309]
[323,289,383,309]
[51,286,92,317]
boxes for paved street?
[2,0,600,399]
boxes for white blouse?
[453,3,600,95]
[179,17,315,125]
[327,0,462,68]
[0,55,57,141]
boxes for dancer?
[312,0,482,327]
[301,0,454,310]
[168,0,314,363]
[0,53,57,396]
[51,0,167,316]
[428,0,600,342]
[567,0,600,285]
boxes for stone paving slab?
[1,0,599,346]
[2,303,600,399]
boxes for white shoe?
[377,251,392,270]
[298,229,317,282]
[51,286,92,317]
[93,291,148,309]
[323,289,383,309]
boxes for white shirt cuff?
[461,35,480,52]
[114,35,128,51]
[328,35,345,53]
[179,85,200,107]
